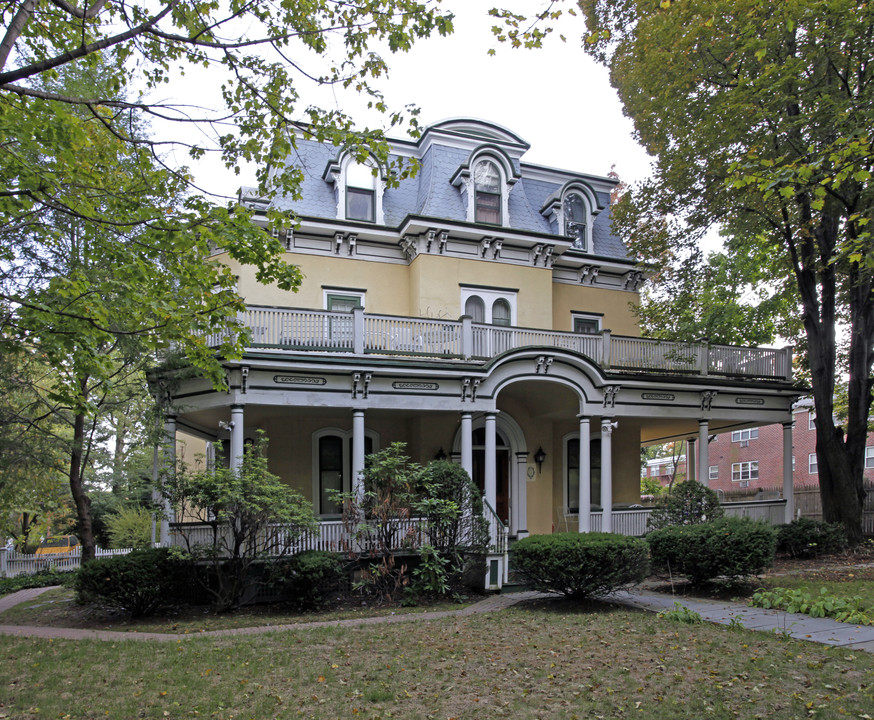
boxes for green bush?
[776,517,848,558]
[75,547,190,617]
[105,505,153,549]
[0,568,73,596]
[513,532,650,599]
[273,551,344,610]
[647,517,777,586]
[647,480,724,530]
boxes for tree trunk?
[69,409,96,562]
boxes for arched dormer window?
[323,153,385,224]
[346,162,377,222]
[450,147,519,228]
[563,191,588,251]
[474,160,502,224]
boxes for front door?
[472,428,510,525]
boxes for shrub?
[647,517,777,586]
[0,568,73,596]
[75,547,190,617]
[105,505,153,549]
[647,480,724,530]
[513,532,650,599]
[273,551,345,610]
[776,517,849,558]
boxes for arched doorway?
[472,427,510,524]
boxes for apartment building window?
[809,412,816,430]
[809,453,818,474]
[732,461,758,482]
[730,428,759,442]
[709,465,719,481]
[867,447,874,469]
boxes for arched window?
[564,192,588,251]
[346,162,376,222]
[465,295,485,323]
[474,160,502,224]
[492,298,511,326]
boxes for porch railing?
[215,305,793,382]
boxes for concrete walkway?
[2,585,873,651]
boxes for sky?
[167,1,654,201]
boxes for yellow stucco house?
[159,119,798,585]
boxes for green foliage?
[574,0,874,540]
[0,568,74,597]
[647,481,724,530]
[776,518,849,559]
[105,505,154,550]
[74,548,189,617]
[513,532,650,599]
[750,586,874,626]
[647,517,777,586]
[657,602,702,625]
[272,551,345,611]
[164,433,316,610]
[413,460,489,574]
[410,544,451,598]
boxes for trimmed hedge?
[513,532,650,599]
[272,550,345,610]
[647,517,777,586]
[776,517,848,558]
[75,547,190,617]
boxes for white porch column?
[352,409,366,503]
[230,404,245,474]
[697,419,709,487]
[601,418,615,533]
[783,421,795,523]
[514,452,529,537]
[484,411,498,512]
[160,413,177,546]
[460,412,473,480]
[578,416,591,533]
[687,438,697,482]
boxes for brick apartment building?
[643,399,874,495]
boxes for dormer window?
[346,162,376,222]
[564,192,588,251]
[474,160,502,224]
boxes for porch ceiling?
[496,380,579,421]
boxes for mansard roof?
[266,118,630,262]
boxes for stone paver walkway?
[2,585,873,652]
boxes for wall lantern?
[434,447,447,461]
[534,446,546,473]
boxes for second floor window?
[732,461,758,481]
[492,298,511,326]
[345,162,376,222]
[474,160,502,224]
[731,428,759,442]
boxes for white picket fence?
[0,546,133,578]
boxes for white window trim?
[731,428,759,442]
[325,153,386,224]
[452,152,516,228]
[865,447,874,469]
[809,412,816,431]
[708,465,719,481]
[323,288,365,310]
[461,286,517,326]
[808,452,818,474]
[731,461,759,482]
[541,182,599,252]
[571,312,602,334]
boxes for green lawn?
[2,598,873,719]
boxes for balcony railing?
[209,306,793,382]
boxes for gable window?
[564,192,588,251]
[474,160,502,224]
[345,162,376,222]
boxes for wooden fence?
[0,547,133,578]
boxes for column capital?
[576,414,591,423]
[601,417,618,435]
[782,420,794,429]
[485,410,500,418]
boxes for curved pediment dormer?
[540,180,608,253]
[449,144,522,228]
[426,118,530,150]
